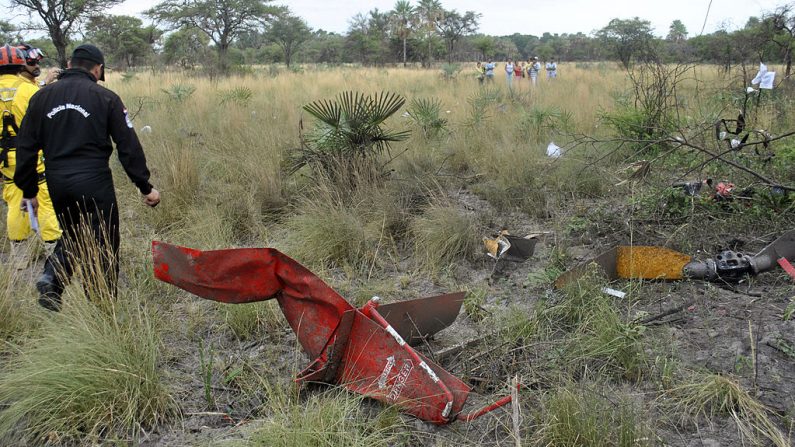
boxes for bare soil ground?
[128,185,795,446]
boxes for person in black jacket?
[14,44,160,311]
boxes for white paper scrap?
[751,62,768,85]
[546,142,562,158]
[602,287,626,299]
[760,71,776,89]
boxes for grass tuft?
[238,387,407,447]
[410,202,478,274]
[667,372,789,447]
[0,293,177,444]
[531,385,652,446]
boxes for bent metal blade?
[152,241,512,424]
[378,292,465,346]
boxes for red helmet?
[1,44,26,67]
[16,43,45,65]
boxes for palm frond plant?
[290,91,411,189]
[406,97,449,139]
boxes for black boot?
[36,264,63,312]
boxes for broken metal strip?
[456,385,518,422]
[777,258,795,281]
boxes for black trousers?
[44,169,119,297]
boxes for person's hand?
[21,197,39,216]
[143,188,160,207]
[43,69,60,85]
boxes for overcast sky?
[2,0,787,37]
[106,0,786,37]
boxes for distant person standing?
[475,61,485,84]
[513,61,523,79]
[527,57,541,85]
[15,44,160,311]
[546,59,558,79]
[505,60,514,88]
[484,61,495,82]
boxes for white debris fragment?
[730,138,741,149]
[546,142,562,158]
[602,287,626,299]
[140,125,152,134]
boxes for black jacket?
[14,69,153,198]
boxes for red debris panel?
[152,241,514,424]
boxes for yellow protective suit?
[0,74,61,242]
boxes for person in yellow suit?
[0,44,60,268]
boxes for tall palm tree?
[416,0,443,67]
[389,0,416,67]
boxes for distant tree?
[9,0,125,67]
[596,17,656,69]
[265,12,311,67]
[1,20,22,43]
[147,0,282,74]
[346,13,377,64]
[302,30,346,63]
[84,15,160,68]
[162,26,210,68]
[667,20,688,41]
[472,35,496,59]
[436,9,480,63]
[367,8,391,65]
[493,37,518,61]
[416,0,443,66]
[763,5,795,78]
[389,0,416,66]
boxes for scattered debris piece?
[615,160,650,186]
[554,246,691,288]
[554,230,795,287]
[601,287,626,298]
[483,230,538,262]
[776,258,795,281]
[752,62,776,90]
[152,241,515,425]
[546,142,562,158]
[673,178,712,196]
[714,181,735,200]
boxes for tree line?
[2,0,795,77]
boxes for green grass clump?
[531,386,652,446]
[0,266,36,342]
[282,194,373,269]
[0,294,176,444]
[667,372,789,447]
[410,202,478,274]
[240,388,407,447]
[222,301,283,340]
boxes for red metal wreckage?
[152,241,515,425]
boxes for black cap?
[71,44,105,81]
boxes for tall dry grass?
[0,62,791,445]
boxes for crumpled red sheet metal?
[152,241,514,424]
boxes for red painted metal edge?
[777,257,795,280]
[456,384,520,422]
